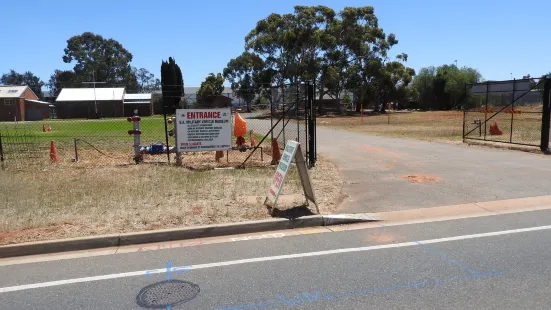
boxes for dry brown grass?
[0,157,343,245]
[318,111,465,143]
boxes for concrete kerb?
[0,214,381,259]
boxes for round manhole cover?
[137,280,200,309]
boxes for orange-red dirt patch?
[361,145,388,152]
[367,233,395,243]
[401,175,441,183]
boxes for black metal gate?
[463,78,551,151]
[241,81,317,168]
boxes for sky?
[1,0,550,88]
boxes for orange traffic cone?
[250,130,257,147]
[234,112,247,137]
[42,124,46,132]
[489,121,503,135]
[50,140,59,163]
[271,139,282,165]
[47,125,52,132]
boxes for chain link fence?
[0,125,43,170]
[0,82,313,170]
[463,78,545,147]
[174,83,310,169]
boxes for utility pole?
[83,71,106,118]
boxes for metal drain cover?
[137,280,200,309]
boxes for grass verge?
[0,157,343,245]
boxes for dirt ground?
[319,109,544,149]
[0,157,343,245]
[318,111,464,143]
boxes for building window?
[4,99,14,106]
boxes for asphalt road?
[243,114,551,213]
[316,127,551,213]
[2,209,551,309]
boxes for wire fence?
[174,83,310,169]
[0,83,313,170]
[463,78,546,148]
[0,125,43,170]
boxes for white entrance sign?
[175,108,232,152]
[265,141,318,213]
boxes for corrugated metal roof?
[56,88,125,102]
[125,93,151,100]
[0,85,27,98]
[123,101,150,105]
[25,99,51,105]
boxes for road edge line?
[0,215,380,259]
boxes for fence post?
[174,115,182,166]
[484,81,489,140]
[541,78,551,152]
[73,138,79,162]
[307,82,316,167]
[462,110,466,142]
[162,98,171,163]
[0,135,4,163]
[297,83,301,142]
[510,79,515,143]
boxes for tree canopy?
[45,32,160,101]
[46,70,80,101]
[223,52,273,112]
[197,73,225,104]
[225,5,415,112]
[411,65,482,110]
[63,32,135,86]
[1,70,45,99]
[133,67,160,93]
[161,57,184,113]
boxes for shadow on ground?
[269,205,315,219]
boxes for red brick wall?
[19,98,25,121]
[0,88,42,121]
[0,98,18,121]
[23,88,38,100]
[22,88,39,121]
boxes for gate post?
[541,78,551,153]
[307,82,316,167]
[0,135,4,163]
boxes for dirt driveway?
[317,127,551,213]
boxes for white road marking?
[230,233,286,241]
[2,224,551,294]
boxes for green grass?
[0,116,271,146]
[0,116,274,166]
[1,116,164,141]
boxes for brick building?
[0,85,52,121]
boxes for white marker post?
[265,140,318,214]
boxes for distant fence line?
[462,78,551,151]
[0,82,317,170]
